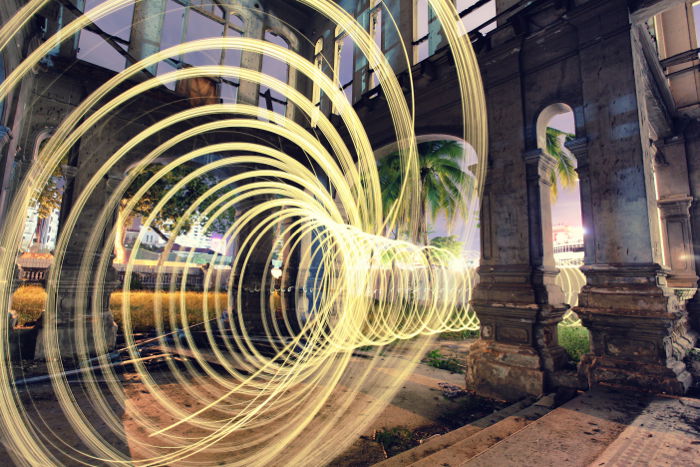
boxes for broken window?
[258,31,290,117]
[158,1,244,96]
[368,0,382,89]
[77,0,134,72]
[333,25,355,113]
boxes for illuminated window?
[259,31,289,117]
[333,25,356,113]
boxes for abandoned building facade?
[1,0,700,403]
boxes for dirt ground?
[1,338,492,466]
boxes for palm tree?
[377,140,473,245]
[545,127,577,200]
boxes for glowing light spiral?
[0,1,488,465]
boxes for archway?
[536,103,589,360]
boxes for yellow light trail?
[0,1,494,465]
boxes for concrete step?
[374,396,536,467]
[407,396,554,466]
[462,388,651,467]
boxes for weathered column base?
[466,264,570,401]
[34,269,119,361]
[576,263,697,394]
[465,340,546,401]
[34,316,117,361]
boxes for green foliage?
[439,329,480,340]
[33,157,66,220]
[123,163,236,240]
[545,127,577,200]
[429,235,463,263]
[558,324,590,362]
[377,140,474,244]
[424,349,464,373]
[374,427,415,457]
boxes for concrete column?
[571,0,695,394]
[127,0,166,74]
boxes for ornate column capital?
[61,164,78,180]
[564,136,589,167]
[658,195,693,219]
[523,148,557,183]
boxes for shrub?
[558,324,590,362]
[109,291,228,332]
[424,349,464,373]
[9,287,230,332]
[11,285,46,326]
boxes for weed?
[374,427,415,457]
[558,325,590,362]
[424,349,464,373]
[438,329,480,340]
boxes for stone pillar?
[466,148,568,401]
[653,136,697,289]
[237,8,265,107]
[233,197,276,338]
[127,0,166,74]
[34,171,120,361]
[571,0,695,394]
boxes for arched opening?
[259,31,290,117]
[21,131,63,253]
[374,135,482,334]
[536,104,589,360]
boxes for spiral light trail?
[0,1,499,465]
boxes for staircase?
[373,388,662,467]
[375,394,555,466]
